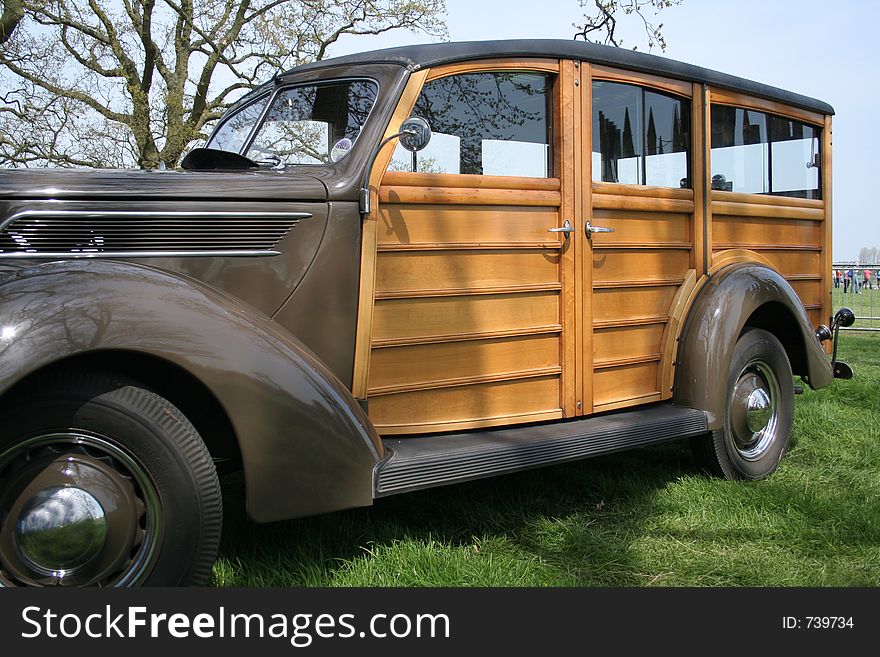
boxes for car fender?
[673,262,833,430]
[0,259,383,522]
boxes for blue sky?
[332,0,878,261]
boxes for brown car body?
[0,40,838,530]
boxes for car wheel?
[0,371,222,586]
[691,328,794,480]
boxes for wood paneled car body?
[0,40,852,586]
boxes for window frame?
[590,66,694,190]
[391,59,561,179]
[238,76,381,167]
[709,101,822,200]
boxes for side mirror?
[359,117,433,215]
[398,117,432,152]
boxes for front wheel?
[691,328,794,480]
[0,372,222,586]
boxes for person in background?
[865,268,874,290]
[844,268,851,294]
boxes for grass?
[210,333,880,587]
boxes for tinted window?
[592,81,690,187]
[711,105,820,199]
[389,72,552,177]
[246,80,377,165]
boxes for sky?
[329,0,879,261]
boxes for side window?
[592,81,690,188]
[207,94,269,154]
[711,104,820,199]
[710,105,769,194]
[389,72,552,177]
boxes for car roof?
[276,39,833,116]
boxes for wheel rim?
[729,359,781,461]
[0,433,161,587]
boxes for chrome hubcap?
[729,359,780,461]
[16,486,107,576]
[0,433,160,587]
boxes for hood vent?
[0,209,310,258]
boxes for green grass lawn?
[211,333,880,587]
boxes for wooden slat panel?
[590,210,691,244]
[759,250,822,278]
[592,181,694,200]
[381,171,561,191]
[370,376,562,433]
[593,324,666,364]
[593,285,678,324]
[592,249,690,285]
[368,335,560,393]
[709,190,824,209]
[593,194,694,213]
[712,216,823,248]
[789,279,823,307]
[371,291,559,344]
[376,249,560,294]
[711,200,824,221]
[379,186,561,207]
[378,205,559,248]
[593,361,660,407]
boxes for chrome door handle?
[585,221,614,237]
[547,220,574,238]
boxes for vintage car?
[0,39,854,587]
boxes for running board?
[374,404,708,497]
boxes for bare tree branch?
[574,0,681,52]
[0,0,448,168]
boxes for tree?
[0,0,446,169]
[859,246,879,265]
[574,0,682,52]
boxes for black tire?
[0,371,222,586]
[690,328,794,480]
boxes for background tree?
[859,246,879,265]
[574,0,681,51]
[0,0,446,169]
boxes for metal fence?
[833,271,880,332]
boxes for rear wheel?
[691,328,794,480]
[0,372,221,586]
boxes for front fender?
[673,263,833,430]
[0,260,382,522]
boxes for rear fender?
[673,263,832,430]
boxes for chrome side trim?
[0,250,281,259]
[0,209,312,232]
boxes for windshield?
[232,79,378,167]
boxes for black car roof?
[276,39,833,116]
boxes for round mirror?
[398,117,432,152]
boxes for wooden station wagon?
[0,39,853,586]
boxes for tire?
[690,328,794,480]
[0,371,222,586]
